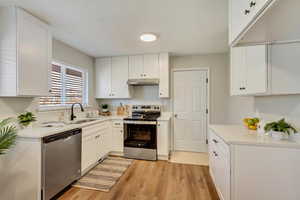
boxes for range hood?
[127,79,159,86]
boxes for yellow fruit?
[248,125,257,130]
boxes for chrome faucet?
[70,103,84,121]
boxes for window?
[40,62,88,107]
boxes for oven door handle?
[124,120,157,125]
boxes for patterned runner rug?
[73,156,133,192]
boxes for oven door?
[124,121,157,149]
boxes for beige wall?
[0,39,96,119]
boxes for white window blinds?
[40,62,88,107]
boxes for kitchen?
[0,0,300,200]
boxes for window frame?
[39,60,89,110]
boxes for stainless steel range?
[123,105,161,161]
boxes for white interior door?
[173,69,208,152]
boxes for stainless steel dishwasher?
[42,128,82,200]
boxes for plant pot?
[289,133,300,142]
[270,131,284,141]
[102,109,108,113]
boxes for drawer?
[82,122,110,137]
[112,120,123,128]
[208,129,230,156]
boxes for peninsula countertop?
[209,124,300,149]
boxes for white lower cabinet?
[208,129,230,200]
[157,119,170,160]
[209,128,300,200]
[81,121,111,174]
[111,120,124,153]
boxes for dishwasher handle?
[43,128,82,143]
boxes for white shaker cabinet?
[128,55,144,79]
[157,118,170,160]
[81,122,111,174]
[95,58,111,98]
[208,130,230,200]
[229,0,274,45]
[159,53,170,98]
[0,6,52,97]
[95,57,131,99]
[143,54,160,79]
[230,45,267,96]
[128,54,160,79]
[111,56,131,98]
[111,120,124,154]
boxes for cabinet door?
[245,45,267,94]
[129,55,144,79]
[17,8,51,96]
[143,54,159,79]
[111,56,131,98]
[230,47,246,95]
[229,0,250,44]
[82,134,97,172]
[112,128,124,152]
[95,58,111,98]
[215,151,231,200]
[157,121,169,157]
[159,53,170,98]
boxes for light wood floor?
[59,160,219,200]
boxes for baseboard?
[158,155,169,161]
[109,151,124,157]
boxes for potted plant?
[264,118,297,140]
[0,118,17,155]
[101,104,109,113]
[17,112,36,128]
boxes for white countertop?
[17,116,126,139]
[158,112,172,121]
[209,124,300,149]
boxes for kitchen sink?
[70,119,98,124]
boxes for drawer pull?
[212,139,218,144]
[213,151,218,157]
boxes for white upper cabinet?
[95,57,131,99]
[229,0,275,45]
[159,53,170,98]
[111,56,130,98]
[231,45,267,96]
[143,54,159,79]
[0,6,52,97]
[231,43,300,96]
[95,58,111,98]
[129,54,160,79]
[129,55,144,79]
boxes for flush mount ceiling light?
[140,33,158,42]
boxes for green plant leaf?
[0,119,17,155]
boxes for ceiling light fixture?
[140,33,158,42]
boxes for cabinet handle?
[160,93,163,95]
[239,87,246,90]
[115,123,120,125]
[213,151,218,157]
[49,89,52,93]
[174,114,178,118]
[212,139,218,144]
[250,1,256,7]
[244,9,250,15]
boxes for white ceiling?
[1,0,229,57]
